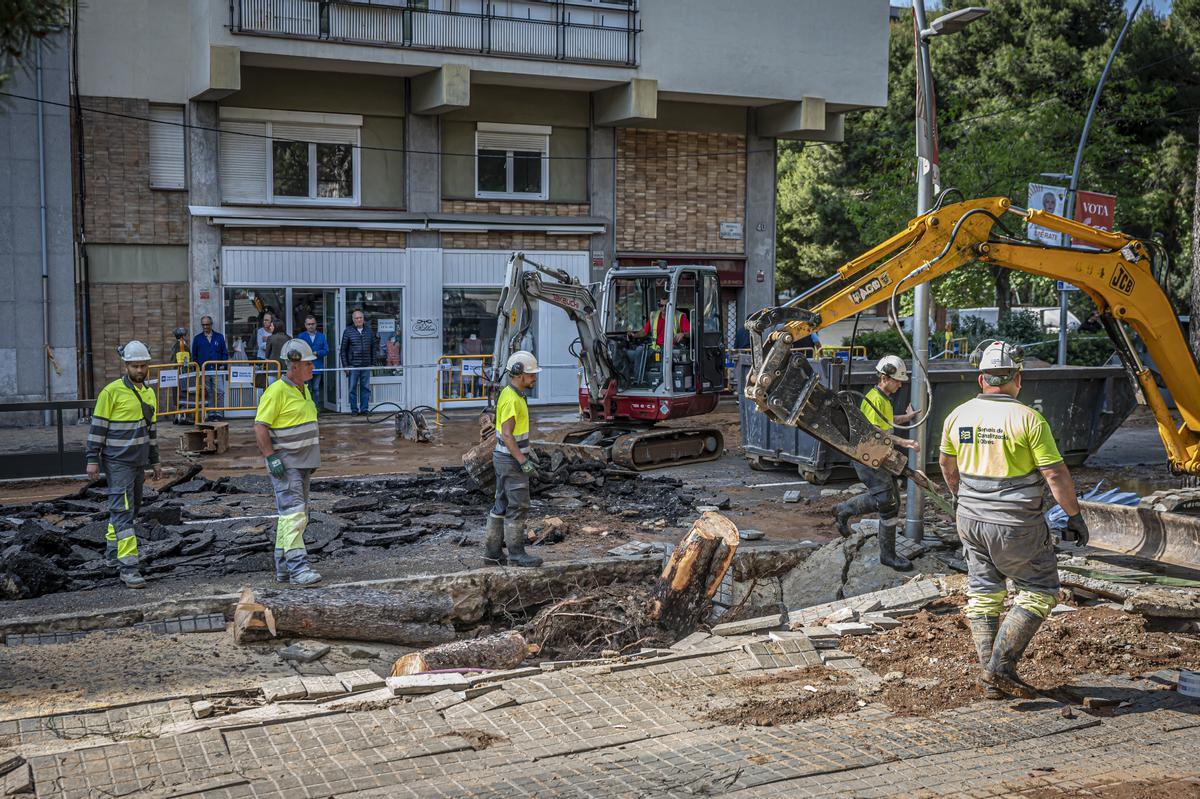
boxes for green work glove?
[265,454,285,479]
[520,460,536,477]
[1064,512,1089,548]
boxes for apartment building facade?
[34,0,889,410]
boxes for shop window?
[224,288,286,361]
[344,289,403,369]
[219,109,360,205]
[475,123,549,200]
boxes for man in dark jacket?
[191,316,228,420]
[340,309,377,415]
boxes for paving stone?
[0,755,21,777]
[278,641,331,663]
[743,637,822,669]
[465,666,543,687]
[847,597,883,614]
[424,689,469,711]
[828,622,875,636]
[336,669,386,692]
[387,673,470,695]
[783,490,803,503]
[739,528,765,540]
[670,631,712,651]
[860,613,902,630]
[301,675,345,699]
[2,762,31,795]
[711,612,786,636]
[191,700,215,719]
[821,607,857,624]
[261,676,307,702]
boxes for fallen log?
[647,511,740,634]
[233,586,456,645]
[391,631,529,676]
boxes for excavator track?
[610,426,725,471]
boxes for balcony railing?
[232,0,640,67]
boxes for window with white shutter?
[475,123,550,200]
[148,105,186,190]
[218,109,362,205]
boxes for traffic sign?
[1056,281,1079,292]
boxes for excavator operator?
[630,282,690,351]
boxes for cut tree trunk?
[647,511,740,634]
[391,631,529,676]
[233,586,456,645]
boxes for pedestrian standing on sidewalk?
[939,340,1089,699]
[833,355,919,570]
[296,315,328,410]
[484,350,543,568]
[255,311,274,360]
[191,316,228,420]
[265,317,291,363]
[254,338,323,587]
[339,309,377,415]
[86,340,161,589]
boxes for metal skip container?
[737,355,1137,483]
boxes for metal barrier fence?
[148,362,201,425]
[815,345,867,361]
[436,354,493,420]
[196,359,283,418]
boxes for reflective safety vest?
[859,386,894,433]
[255,376,320,469]
[648,310,685,350]
[87,377,159,466]
[494,385,530,457]
[939,394,1063,525]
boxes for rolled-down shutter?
[270,123,359,146]
[148,105,186,189]
[476,130,548,153]
[219,121,268,203]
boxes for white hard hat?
[120,340,151,363]
[280,338,317,363]
[506,350,542,376]
[973,340,1024,386]
[875,355,909,382]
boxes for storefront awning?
[189,206,607,235]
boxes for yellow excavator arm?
[745,196,1200,477]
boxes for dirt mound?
[695,667,857,727]
[841,603,1200,716]
[523,584,671,660]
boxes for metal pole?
[36,40,52,427]
[1060,0,1142,364]
[905,0,936,542]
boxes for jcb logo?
[1109,264,1134,295]
[850,273,892,305]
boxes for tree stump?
[391,631,529,676]
[232,586,457,645]
[647,511,740,635]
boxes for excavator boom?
[745,196,1200,477]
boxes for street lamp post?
[905,3,989,542]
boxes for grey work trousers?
[104,458,145,568]
[958,516,1060,596]
[851,461,901,523]
[491,453,530,528]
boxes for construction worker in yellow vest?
[636,293,690,352]
[255,339,322,586]
[485,350,543,568]
[834,355,918,570]
[86,340,161,589]
[939,340,1089,700]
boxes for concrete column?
[188,101,222,328]
[588,124,616,282]
[405,99,441,249]
[743,112,776,317]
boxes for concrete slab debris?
[860,612,902,630]
[739,528,765,541]
[711,611,787,636]
[744,636,822,669]
[277,640,331,663]
[783,490,803,503]
[260,676,306,702]
[670,631,712,651]
[821,607,856,625]
[2,763,32,796]
[336,669,386,692]
[386,673,470,695]
[300,675,345,699]
[191,700,215,719]
[465,666,543,686]
[827,621,875,636]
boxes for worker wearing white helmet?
[486,350,544,568]
[833,354,919,571]
[85,340,161,589]
[254,338,323,587]
[940,339,1089,700]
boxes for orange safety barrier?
[196,359,283,418]
[148,362,201,425]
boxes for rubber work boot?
[291,570,322,587]
[877,522,913,571]
[504,519,542,568]
[119,568,147,589]
[483,513,507,566]
[833,503,853,538]
[983,606,1044,699]
[968,615,1005,700]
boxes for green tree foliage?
[776,0,1200,315]
[0,0,69,85]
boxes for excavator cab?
[598,265,724,419]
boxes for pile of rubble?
[0,468,710,600]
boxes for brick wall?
[222,228,408,248]
[77,96,189,245]
[615,129,746,255]
[440,232,590,251]
[89,282,190,389]
[441,200,591,217]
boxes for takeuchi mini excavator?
[463,252,728,482]
[744,195,1200,487]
